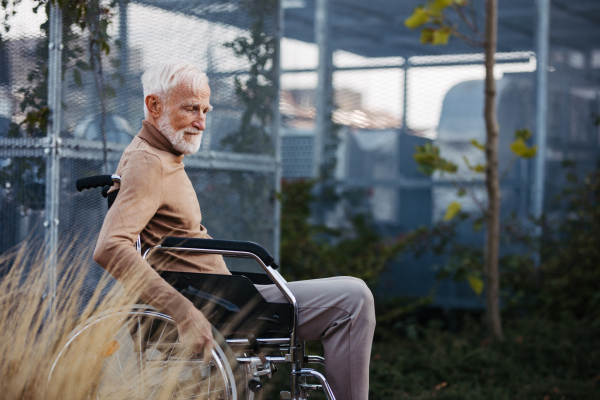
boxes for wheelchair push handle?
[75,174,121,192]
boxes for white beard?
[157,117,203,155]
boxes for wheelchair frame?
[143,240,336,400]
[72,174,337,400]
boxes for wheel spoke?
[138,316,145,394]
[50,310,237,400]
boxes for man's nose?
[192,113,206,131]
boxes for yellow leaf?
[443,201,461,221]
[472,163,485,173]
[467,275,484,296]
[431,0,453,14]
[432,27,451,45]
[510,138,538,158]
[420,28,434,44]
[405,7,431,30]
[469,139,485,151]
[454,0,468,5]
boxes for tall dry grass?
[0,241,227,400]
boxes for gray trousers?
[256,276,376,400]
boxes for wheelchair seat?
[159,271,293,339]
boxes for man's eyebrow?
[180,101,213,111]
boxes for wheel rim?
[49,308,237,400]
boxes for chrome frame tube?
[226,338,290,346]
[236,356,287,364]
[143,245,300,350]
[294,369,336,400]
[305,355,325,365]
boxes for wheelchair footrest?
[293,369,336,400]
[300,382,323,391]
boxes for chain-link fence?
[0,0,281,301]
[280,0,600,309]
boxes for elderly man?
[93,61,375,400]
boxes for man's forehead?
[171,81,210,101]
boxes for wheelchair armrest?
[159,237,280,270]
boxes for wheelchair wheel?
[49,305,243,400]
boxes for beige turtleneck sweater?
[93,121,230,323]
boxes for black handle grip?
[75,175,115,192]
[160,237,279,269]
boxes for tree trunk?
[483,0,503,341]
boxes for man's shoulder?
[116,137,166,177]
[122,137,170,166]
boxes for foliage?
[536,164,600,327]
[223,0,278,154]
[404,0,481,47]
[1,0,117,140]
[402,161,600,330]
[369,317,600,399]
[0,0,119,198]
[279,179,405,284]
[411,129,537,296]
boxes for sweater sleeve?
[93,150,194,323]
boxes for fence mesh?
[0,0,280,300]
[279,40,540,308]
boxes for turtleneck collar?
[138,120,184,159]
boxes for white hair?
[141,61,209,117]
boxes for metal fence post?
[273,0,284,263]
[44,2,63,312]
[314,0,332,180]
[533,0,550,222]
[118,0,130,117]
[402,59,409,136]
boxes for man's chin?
[175,138,202,155]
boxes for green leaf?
[75,60,90,71]
[101,41,110,56]
[73,69,82,87]
[472,217,484,232]
[405,7,431,30]
[510,138,538,158]
[444,201,461,221]
[454,0,468,5]
[469,138,485,151]
[440,160,458,173]
[515,128,532,141]
[457,188,466,197]
[467,274,484,295]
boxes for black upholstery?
[160,271,292,338]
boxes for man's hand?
[177,307,213,363]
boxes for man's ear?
[145,94,162,118]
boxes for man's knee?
[343,277,376,327]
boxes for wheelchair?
[49,174,336,400]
